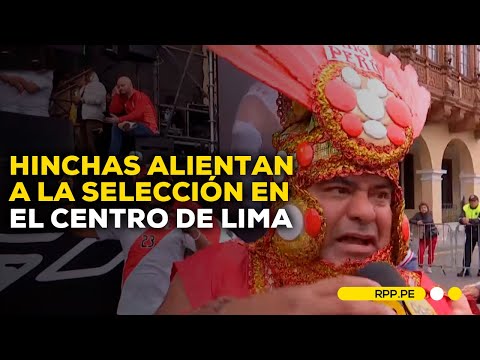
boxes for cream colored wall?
[404,208,417,219]
[443,143,461,203]
[403,137,430,219]
[413,153,422,210]
[402,152,421,219]
[420,123,477,173]
[377,45,479,222]
[413,122,479,222]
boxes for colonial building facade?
[377,45,480,223]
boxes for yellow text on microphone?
[337,287,426,301]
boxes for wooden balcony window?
[427,45,439,63]
[460,45,469,76]
[446,45,456,69]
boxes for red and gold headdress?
[208,45,430,291]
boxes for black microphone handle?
[355,261,437,315]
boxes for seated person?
[105,76,159,156]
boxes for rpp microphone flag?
[356,262,437,315]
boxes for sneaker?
[426,267,432,273]
[457,268,471,277]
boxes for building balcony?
[390,46,480,137]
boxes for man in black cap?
[458,194,480,277]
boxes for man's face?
[308,174,393,265]
[117,78,131,95]
[470,199,479,208]
[420,205,428,213]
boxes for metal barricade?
[453,223,480,275]
[409,222,457,275]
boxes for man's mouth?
[335,234,377,256]
[337,236,372,246]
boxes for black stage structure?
[0,45,220,315]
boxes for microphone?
[356,262,437,315]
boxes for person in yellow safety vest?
[458,194,480,277]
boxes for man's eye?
[329,187,349,195]
[377,191,391,199]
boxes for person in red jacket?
[105,76,159,156]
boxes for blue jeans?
[109,123,154,156]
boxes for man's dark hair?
[469,194,479,202]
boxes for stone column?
[459,173,480,200]
[416,169,446,223]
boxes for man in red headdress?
[156,45,474,315]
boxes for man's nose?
[346,191,376,223]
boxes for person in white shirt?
[0,69,53,117]
[72,213,239,315]
[70,171,241,315]
[231,81,281,158]
[228,81,283,238]
[73,71,107,155]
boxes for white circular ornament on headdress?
[356,89,385,120]
[276,204,304,241]
[341,67,362,89]
[363,120,387,139]
[367,78,388,98]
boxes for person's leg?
[85,120,102,155]
[75,122,88,155]
[427,236,438,271]
[418,238,426,268]
[476,230,480,276]
[131,123,154,137]
[459,230,473,276]
[109,125,124,156]
[125,124,155,154]
[423,240,431,273]
[473,231,480,276]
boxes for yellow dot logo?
[448,287,463,301]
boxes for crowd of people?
[72,72,159,157]
[0,67,161,158]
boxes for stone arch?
[401,135,433,212]
[409,135,433,170]
[442,138,474,175]
[441,138,475,220]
